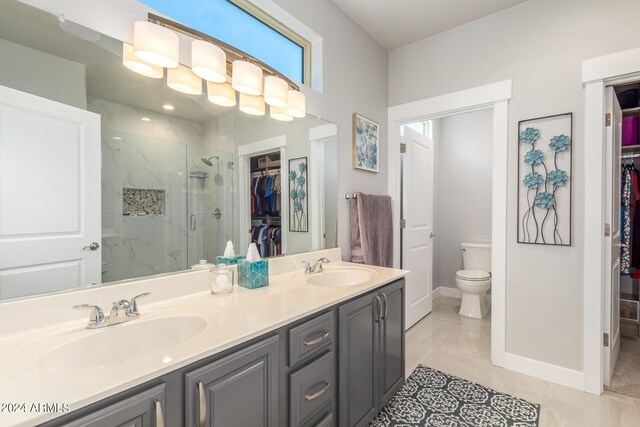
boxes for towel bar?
[345,193,358,199]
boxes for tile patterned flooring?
[405,296,640,426]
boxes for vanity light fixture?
[133,21,179,68]
[122,43,163,79]
[239,93,265,116]
[167,64,203,95]
[124,15,307,119]
[232,60,263,96]
[191,40,227,83]
[270,105,293,122]
[162,104,175,111]
[287,90,306,118]
[207,81,236,107]
[264,76,289,108]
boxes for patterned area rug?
[370,365,540,427]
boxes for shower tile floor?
[406,296,640,426]
[607,336,640,400]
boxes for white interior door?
[402,127,434,329]
[604,86,622,386]
[0,85,101,299]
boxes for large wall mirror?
[0,0,338,300]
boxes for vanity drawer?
[313,412,335,427]
[289,311,334,366]
[290,350,335,426]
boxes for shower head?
[201,156,219,166]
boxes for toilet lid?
[456,270,491,281]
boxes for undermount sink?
[39,316,207,373]
[304,266,376,287]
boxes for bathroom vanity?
[0,249,407,427]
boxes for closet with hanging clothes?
[249,152,283,257]
[618,82,640,338]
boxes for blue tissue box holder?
[215,255,245,265]
[238,260,269,289]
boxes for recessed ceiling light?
[112,136,123,140]
[141,117,151,122]
[163,104,175,111]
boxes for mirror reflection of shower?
[201,155,219,166]
[201,155,224,185]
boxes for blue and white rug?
[370,365,540,427]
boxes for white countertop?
[0,249,407,426]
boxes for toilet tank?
[461,243,492,272]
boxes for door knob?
[430,232,436,238]
[83,242,100,251]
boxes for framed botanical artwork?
[288,157,308,232]
[517,112,573,245]
[353,113,379,172]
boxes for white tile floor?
[405,296,640,426]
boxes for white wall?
[389,0,640,372]
[0,38,86,109]
[18,0,389,261]
[432,110,493,289]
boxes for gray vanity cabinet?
[184,335,280,427]
[338,280,405,427]
[59,383,166,427]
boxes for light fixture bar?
[147,13,300,91]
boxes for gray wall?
[432,110,493,290]
[0,38,86,109]
[389,0,640,371]
[272,0,389,260]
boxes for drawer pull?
[155,399,164,427]
[305,382,331,401]
[381,293,389,320]
[304,331,330,346]
[198,381,206,427]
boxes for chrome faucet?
[73,292,150,329]
[302,257,330,274]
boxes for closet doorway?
[238,136,288,257]
[603,82,640,399]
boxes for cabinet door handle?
[304,331,330,346]
[198,381,206,427]
[381,293,389,320]
[155,399,164,427]
[305,382,331,401]
[374,296,382,322]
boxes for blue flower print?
[524,149,544,165]
[547,170,568,187]
[297,176,305,186]
[289,190,297,199]
[520,127,541,144]
[297,189,306,199]
[549,135,571,152]
[298,162,307,173]
[523,172,544,189]
[293,201,302,212]
[288,171,297,180]
[534,192,555,209]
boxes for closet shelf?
[622,106,640,115]
[622,144,640,155]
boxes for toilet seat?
[456,269,491,281]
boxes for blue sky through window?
[140,0,304,82]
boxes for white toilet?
[455,243,491,319]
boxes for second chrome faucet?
[302,257,330,274]
[73,292,150,329]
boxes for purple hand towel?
[350,192,393,267]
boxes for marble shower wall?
[89,98,234,283]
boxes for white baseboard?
[433,286,462,299]
[503,352,584,391]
